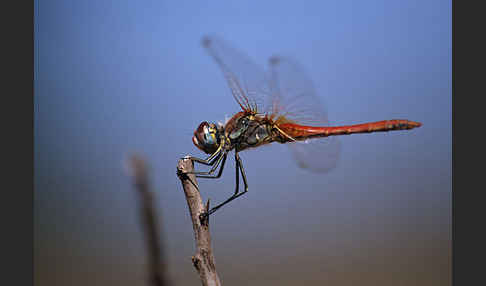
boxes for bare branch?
[129,154,170,286]
[177,158,222,286]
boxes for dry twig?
[177,158,221,286]
[129,154,170,286]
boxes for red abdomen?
[279,119,422,141]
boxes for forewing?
[269,56,341,173]
[202,35,271,113]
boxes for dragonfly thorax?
[225,114,275,152]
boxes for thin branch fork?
[177,158,222,286]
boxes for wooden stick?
[129,154,170,286]
[177,158,222,286]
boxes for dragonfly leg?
[184,147,224,177]
[183,145,222,166]
[204,152,249,216]
[196,153,227,179]
[235,152,249,193]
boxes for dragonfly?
[185,35,422,217]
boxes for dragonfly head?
[192,121,222,154]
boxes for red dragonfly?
[186,35,421,217]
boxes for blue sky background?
[35,0,451,285]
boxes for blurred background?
[34,0,451,285]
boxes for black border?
[4,0,34,285]
[453,0,484,284]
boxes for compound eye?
[204,127,216,145]
[193,122,220,154]
[204,123,221,147]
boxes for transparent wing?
[202,35,272,113]
[202,36,341,173]
[286,138,341,173]
[268,56,341,173]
